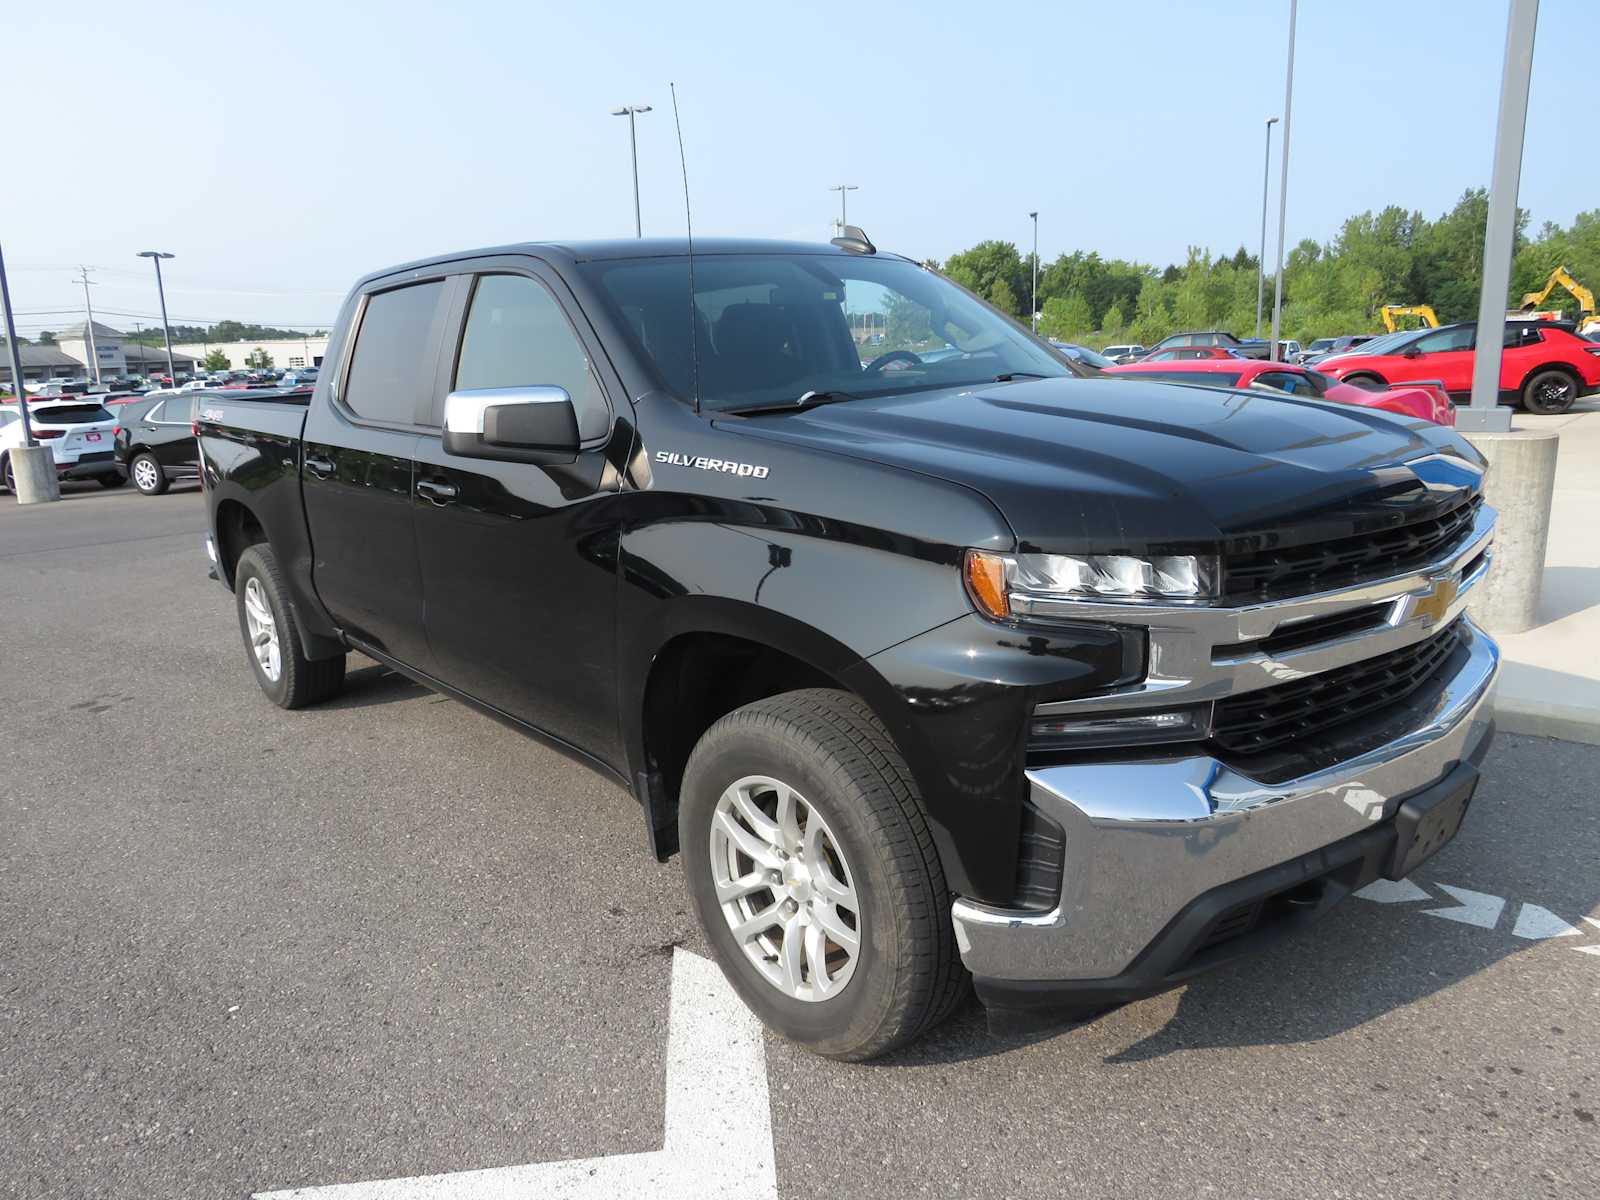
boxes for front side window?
[342,280,445,425]
[579,252,1071,414]
[1413,326,1474,354]
[453,274,609,441]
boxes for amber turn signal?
[963,550,1011,619]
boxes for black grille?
[1224,495,1481,601]
[1211,622,1465,755]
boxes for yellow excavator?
[1518,265,1598,335]
[1380,304,1440,332]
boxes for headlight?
[964,548,1219,619]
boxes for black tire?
[680,688,967,1061]
[234,544,347,709]
[1,455,11,495]
[130,452,169,495]
[97,473,128,489]
[1343,372,1386,391]
[1520,367,1578,415]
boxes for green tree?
[944,240,1028,311]
[1101,302,1126,336]
[1038,293,1091,340]
[987,278,1020,317]
[202,350,230,372]
[36,330,56,345]
[245,347,274,369]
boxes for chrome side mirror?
[442,386,580,464]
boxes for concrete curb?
[1493,694,1600,746]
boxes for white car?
[0,398,126,493]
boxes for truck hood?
[719,377,1484,552]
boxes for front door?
[1394,325,1475,395]
[302,277,449,670]
[412,265,627,768]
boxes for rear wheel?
[130,452,168,495]
[1521,368,1578,415]
[679,688,968,1060]
[233,544,346,709]
[1,455,11,495]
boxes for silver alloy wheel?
[710,774,862,1002]
[242,576,282,681]
[133,457,160,492]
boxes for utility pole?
[3,240,58,502]
[1268,0,1297,363]
[1462,0,1537,434]
[1255,116,1279,340]
[610,105,652,238]
[829,184,858,234]
[1029,211,1039,333]
[1,240,37,444]
[77,266,101,384]
[137,251,177,382]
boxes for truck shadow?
[320,660,429,710]
[876,733,1598,1069]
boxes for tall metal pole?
[611,105,651,238]
[78,267,101,384]
[1269,0,1297,363]
[140,251,179,381]
[1029,212,1039,333]
[1,240,38,446]
[1256,116,1279,340]
[829,184,858,234]
[1463,0,1538,434]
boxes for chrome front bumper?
[951,617,1499,984]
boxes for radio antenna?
[669,81,701,413]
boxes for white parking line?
[253,950,777,1199]
[1355,879,1600,955]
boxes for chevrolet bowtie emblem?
[1414,575,1460,626]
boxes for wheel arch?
[625,598,913,863]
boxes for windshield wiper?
[992,371,1051,382]
[726,389,862,416]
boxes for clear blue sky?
[4,0,1590,334]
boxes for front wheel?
[679,689,968,1060]
[1521,368,1578,415]
[233,544,347,709]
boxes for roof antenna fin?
[669,81,701,414]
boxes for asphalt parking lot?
[4,484,1599,1200]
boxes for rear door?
[411,260,628,767]
[301,277,449,670]
[149,394,197,473]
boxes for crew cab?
[198,235,1500,1060]
[1,399,124,492]
[1319,319,1600,414]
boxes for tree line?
[933,190,1600,347]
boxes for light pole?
[1,240,37,444]
[1029,212,1039,333]
[829,184,858,234]
[1268,0,1297,363]
[1462,0,1538,434]
[610,105,652,238]
[138,252,178,382]
[1255,116,1279,340]
[77,267,101,384]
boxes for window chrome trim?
[1033,503,1495,715]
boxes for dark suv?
[114,393,200,495]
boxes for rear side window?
[453,274,610,441]
[156,396,196,423]
[342,281,445,425]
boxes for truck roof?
[357,237,915,289]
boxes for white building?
[171,337,330,372]
[55,321,199,380]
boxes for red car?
[1102,358,1455,426]
[1317,319,1600,415]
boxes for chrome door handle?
[304,454,335,478]
[416,479,458,502]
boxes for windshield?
[1340,328,1427,357]
[32,404,113,424]
[578,252,1074,412]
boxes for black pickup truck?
[199,233,1499,1060]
